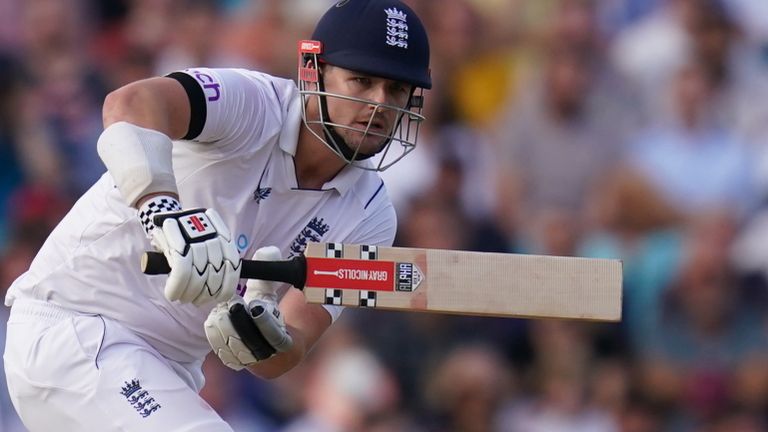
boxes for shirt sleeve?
[320,304,345,323]
[345,179,398,247]
[166,68,282,154]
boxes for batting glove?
[204,246,293,370]
[139,196,241,306]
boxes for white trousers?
[4,299,234,431]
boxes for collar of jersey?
[278,84,369,195]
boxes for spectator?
[688,0,768,150]
[19,0,108,195]
[494,44,628,244]
[425,345,516,432]
[610,0,698,113]
[153,0,225,75]
[579,168,684,349]
[501,320,618,432]
[627,60,759,218]
[636,212,768,428]
[281,347,401,432]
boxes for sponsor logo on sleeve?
[189,69,221,102]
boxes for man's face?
[310,65,413,155]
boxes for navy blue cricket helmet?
[312,0,431,89]
[297,0,431,171]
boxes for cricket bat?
[142,242,622,321]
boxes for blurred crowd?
[2,0,768,430]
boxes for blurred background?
[2,0,768,430]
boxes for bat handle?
[141,251,172,274]
[141,251,307,289]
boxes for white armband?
[97,121,179,207]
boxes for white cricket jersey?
[6,68,397,363]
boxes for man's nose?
[367,84,390,106]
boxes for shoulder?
[171,67,297,102]
[168,67,299,150]
[342,172,398,247]
[349,172,392,214]
[223,68,297,98]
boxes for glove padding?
[204,246,293,370]
[150,208,241,305]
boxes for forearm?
[246,291,332,379]
[246,324,308,379]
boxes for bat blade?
[303,243,622,321]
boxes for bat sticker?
[396,262,423,292]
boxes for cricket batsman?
[3,0,430,430]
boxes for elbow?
[102,86,135,128]
[102,83,155,128]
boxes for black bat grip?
[141,251,307,289]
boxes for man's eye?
[353,77,371,85]
[390,83,409,94]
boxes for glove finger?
[193,270,223,306]
[203,303,230,351]
[208,209,240,301]
[251,305,293,352]
[190,242,209,275]
[206,238,224,271]
[222,241,240,266]
[244,279,279,304]
[244,246,282,303]
[181,272,207,304]
[205,209,232,241]
[178,243,208,303]
[194,238,234,305]
[219,241,241,303]
[203,239,226,302]
[204,304,251,370]
[252,246,281,261]
[206,209,240,299]
[161,218,187,253]
[165,252,193,302]
[205,257,225,297]
[150,228,169,253]
[221,303,262,363]
[215,262,240,303]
